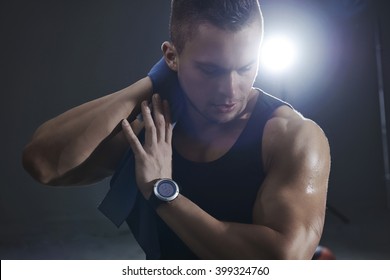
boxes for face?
[174,20,262,124]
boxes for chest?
[171,128,265,223]
[172,122,246,163]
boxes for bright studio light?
[260,35,298,74]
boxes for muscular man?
[22,0,330,259]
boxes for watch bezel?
[153,179,179,202]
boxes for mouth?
[213,103,237,113]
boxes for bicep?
[252,118,330,258]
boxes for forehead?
[180,21,263,67]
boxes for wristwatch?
[148,178,179,210]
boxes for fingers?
[163,100,173,144]
[127,94,173,150]
[152,94,166,141]
[147,94,173,143]
[121,119,145,156]
[141,100,157,147]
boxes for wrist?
[148,178,179,210]
[140,179,158,200]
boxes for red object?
[312,246,336,260]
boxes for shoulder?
[262,105,330,174]
[254,106,330,258]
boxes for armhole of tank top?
[253,88,293,176]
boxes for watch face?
[157,181,176,197]
[155,179,179,201]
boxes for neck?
[176,89,258,143]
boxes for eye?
[200,66,219,75]
[197,64,224,77]
[238,64,253,74]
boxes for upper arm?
[23,77,152,186]
[253,107,330,259]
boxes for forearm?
[156,195,293,260]
[23,77,153,185]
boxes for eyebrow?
[194,60,257,70]
[194,61,221,69]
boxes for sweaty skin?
[22,12,330,259]
[121,21,330,259]
[22,79,152,185]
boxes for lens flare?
[260,35,298,74]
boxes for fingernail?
[122,119,129,126]
[143,101,151,113]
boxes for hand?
[122,94,173,199]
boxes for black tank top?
[157,89,291,259]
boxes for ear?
[161,41,178,72]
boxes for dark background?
[1,0,390,259]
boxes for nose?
[218,71,238,99]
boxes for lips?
[213,103,237,113]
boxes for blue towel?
[98,131,161,259]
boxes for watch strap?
[148,190,164,210]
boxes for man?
[23,0,330,259]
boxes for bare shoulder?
[255,105,330,258]
[262,105,330,174]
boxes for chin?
[208,113,239,124]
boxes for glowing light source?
[260,35,298,74]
